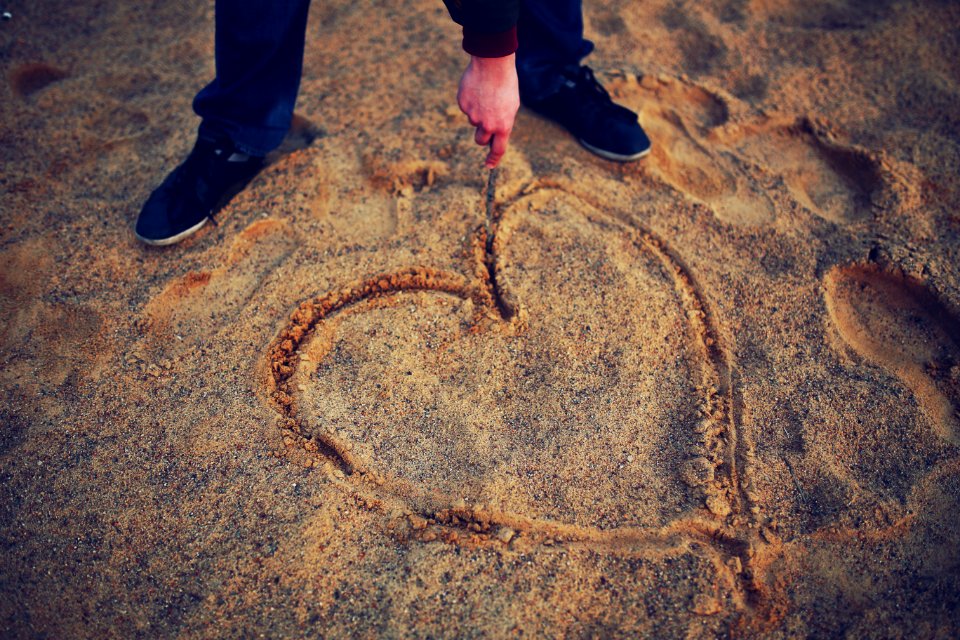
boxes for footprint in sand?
[611,74,885,226]
[824,263,960,445]
[0,238,111,410]
[267,188,741,539]
[613,74,776,226]
[142,218,298,352]
[9,62,69,99]
[723,118,883,224]
[266,113,325,162]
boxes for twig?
[484,168,498,255]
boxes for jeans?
[194,0,592,156]
[516,0,593,103]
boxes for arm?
[443,0,521,168]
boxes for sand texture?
[2,0,960,637]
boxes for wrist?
[469,53,516,76]
[470,53,516,65]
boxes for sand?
[2,0,960,637]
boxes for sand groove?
[519,178,760,526]
[262,182,765,594]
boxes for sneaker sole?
[579,138,652,162]
[134,168,263,247]
[135,216,209,247]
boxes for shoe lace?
[169,139,225,224]
[565,66,635,122]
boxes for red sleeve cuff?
[462,25,517,58]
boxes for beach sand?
[2,0,959,636]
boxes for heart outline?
[265,183,758,548]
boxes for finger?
[485,130,510,168]
[491,128,510,158]
[475,127,493,147]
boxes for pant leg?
[517,0,593,101]
[193,0,312,156]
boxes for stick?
[484,167,498,254]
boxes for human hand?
[457,53,520,168]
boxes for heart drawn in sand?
[265,185,756,545]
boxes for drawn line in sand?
[262,181,772,603]
[824,262,960,446]
[481,168,514,320]
[522,179,762,527]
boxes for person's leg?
[136,0,312,245]
[516,0,651,162]
[193,0,312,156]
[516,0,593,102]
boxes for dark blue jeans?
[516,0,593,103]
[194,0,592,156]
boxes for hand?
[457,53,520,168]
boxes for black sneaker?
[135,137,265,246]
[522,65,651,162]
